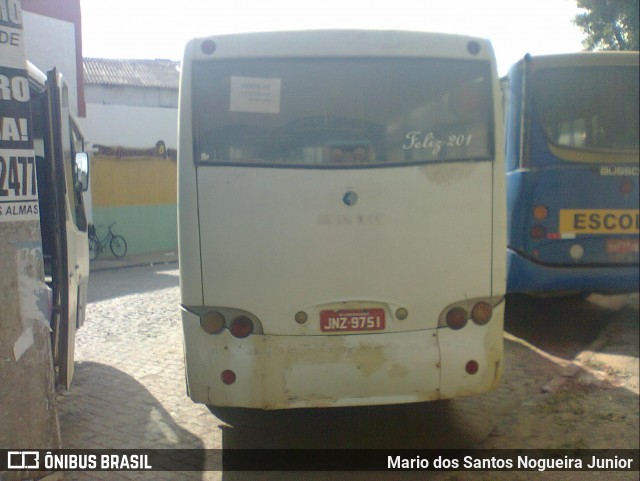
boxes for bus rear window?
[193,58,493,167]
[532,66,639,155]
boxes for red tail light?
[530,225,546,239]
[445,307,468,330]
[230,316,254,338]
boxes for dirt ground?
[465,293,640,481]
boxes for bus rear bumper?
[507,249,640,295]
[181,304,503,410]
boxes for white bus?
[178,30,506,417]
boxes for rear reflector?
[465,360,479,375]
[221,370,236,385]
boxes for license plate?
[606,238,640,254]
[320,309,385,332]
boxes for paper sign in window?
[230,77,281,114]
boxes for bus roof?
[514,51,639,71]
[184,30,495,62]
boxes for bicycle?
[88,222,128,260]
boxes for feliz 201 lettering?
[403,131,473,156]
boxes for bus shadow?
[219,399,488,450]
[218,399,497,481]
[56,361,206,479]
[504,293,632,360]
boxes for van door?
[45,69,89,389]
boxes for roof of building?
[83,58,180,89]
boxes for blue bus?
[505,52,639,295]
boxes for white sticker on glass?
[230,76,281,114]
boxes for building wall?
[79,102,178,255]
[90,155,177,255]
[22,0,85,116]
[80,103,178,147]
[85,85,178,108]
[22,13,79,114]
[22,2,180,257]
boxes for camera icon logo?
[7,451,40,469]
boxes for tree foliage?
[574,0,639,51]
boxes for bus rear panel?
[505,53,639,295]
[178,31,505,410]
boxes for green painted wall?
[92,204,176,256]
[90,155,177,256]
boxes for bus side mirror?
[75,152,90,192]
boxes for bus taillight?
[533,205,548,220]
[445,307,468,330]
[530,225,546,239]
[230,316,254,338]
[471,302,492,325]
[201,311,225,334]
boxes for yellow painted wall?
[91,156,176,207]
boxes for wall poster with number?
[0,0,38,222]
